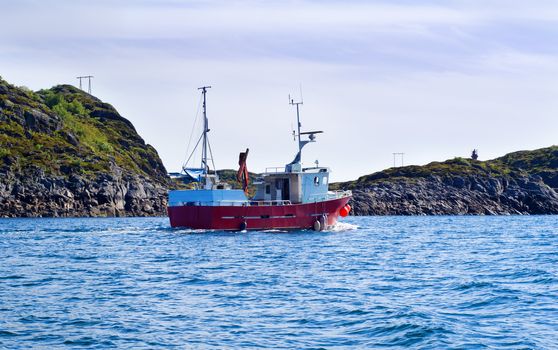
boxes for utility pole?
[393,152,405,167]
[76,75,94,94]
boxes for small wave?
[339,309,370,316]
[19,315,54,324]
[233,281,257,287]
[62,319,102,327]
[532,276,558,284]
[0,330,19,337]
[489,268,554,281]
[383,326,446,347]
[72,255,98,261]
[63,337,97,346]
[20,276,59,287]
[453,281,494,291]
[460,295,521,310]
[350,322,431,337]
[0,275,25,280]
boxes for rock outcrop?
[334,148,558,215]
[0,77,170,217]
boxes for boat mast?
[199,86,212,187]
[290,95,303,161]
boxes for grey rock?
[346,174,558,216]
[0,167,168,217]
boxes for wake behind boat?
[167,87,351,231]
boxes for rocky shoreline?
[0,77,169,217]
[348,174,558,216]
[335,148,558,216]
[0,167,167,218]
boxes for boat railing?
[329,190,352,198]
[175,199,293,207]
[175,200,249,207]
[306,190,352,202]
[307,193,329,202]
[264,167,285,174]
[249,200,292,206]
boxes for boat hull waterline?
[168,196,350,230]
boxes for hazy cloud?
[1,0,558,180]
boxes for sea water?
[0,216,557,349]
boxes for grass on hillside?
[0,80,167,182]
[332,146,558,189]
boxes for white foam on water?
[328,221,359,232]
[174,228,207,234]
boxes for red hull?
[168,196,351,230]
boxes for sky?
[1,0,558,181]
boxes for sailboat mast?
[199,86,211,186]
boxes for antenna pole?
[290,95,303,160]
[296,103,302,152]
[198,86,212,187]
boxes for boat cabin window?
[265,184,271,194]
[323,176,328,185]
[314,176,320,186]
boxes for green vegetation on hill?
[493,147,558,188]
[333,146,558,190]
[0,78,168,184]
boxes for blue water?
[1,216,557,349]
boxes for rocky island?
[0,76,169,217]
[333,147,558,215]
[2,75,558,218]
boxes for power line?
[76,75,94,94]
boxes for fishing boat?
[167,86,352,231]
